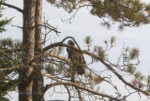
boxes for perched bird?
[67,40,86,75]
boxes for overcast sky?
[1,0,150,101]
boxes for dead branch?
[1,2,23,13]
[40,23,61,35]
[42,72,121,101]
[12,25,23,29]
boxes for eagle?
[67,40,86,75]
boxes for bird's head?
[68,40,75,46]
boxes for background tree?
[0,1,15,101]
[1,0,150,101]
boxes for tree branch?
[0,66,21,72]
[44,53,71,65]
[43,40,150,96]
[75,87,83,101]
[0,48,13,60]
[43,36,81,51]
[1,2,24,13]
[64,85,71,101]
[42,72,121,101]
[41,23,61,34]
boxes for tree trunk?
[18,0,36,101]
[33,0,44,101]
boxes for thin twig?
[12,25,23,29]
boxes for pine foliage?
[47,0,150,28]
[0,0,11,33]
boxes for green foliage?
[0,38,13,60]
[0,38,13,49]
[129,48,139,60]
[135,72,141,79]
[0,78,18,101]
[0,59,18,101]
[85,36,93,50]
[45,64,55,75]
[0,55,12,67]
[0,19,11,33]
[110,36,116,47]
[135,71,144,80]
[85,36,92,46]
[0,96,9,101]
[94,46,106,58]
[0,1,11,33]
[45,62,65,74]
[0,79,18,95]
[47,0,83,13]
[90,0,150,27]
[58,61,65,72]
[0,38,20,101]
[127,64,136,74]
[47,0,150,28]
[110,36,116,45]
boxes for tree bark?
[18,0,36,101]
[33,0,44,101]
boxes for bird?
[66,40,86,75]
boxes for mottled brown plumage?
[67,40,85,75]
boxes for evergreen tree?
[0,1,15,100]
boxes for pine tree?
[0,1,15,100]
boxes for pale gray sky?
[1,0,150,101]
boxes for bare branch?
[64,85,71,101]
[43,36,81,51]
[76,87,83,101]
[61,4,91,23]
[42,72,121,101]
[12,25,23,29]
[40,23,61,34]
[43,42,62,51]
[1,2,24,13]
